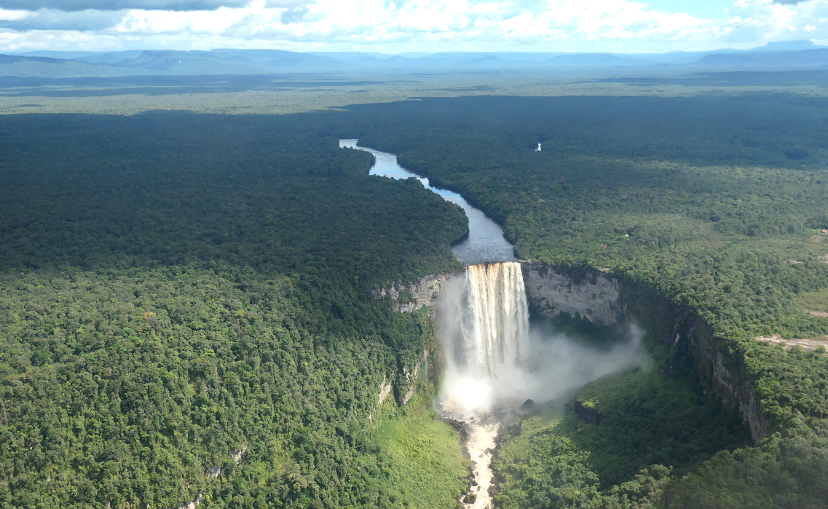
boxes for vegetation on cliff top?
[0,112,467,507]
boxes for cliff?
[373,272,460,405]
[376,262,768,443]
[522,262,767,444]
[373,270,462,319]
[520,262,623,325]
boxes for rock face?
[524,261,767,445]
[621,284,768,444]
[520,262,623,325]
[378,376,392,405]
[398,347,430,405]
[373,270,462,319]
[684,319,768,443]
[574,399,603,425]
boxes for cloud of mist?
[436,272,650,419]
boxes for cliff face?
[373,272,459,405]
[373,270,462,319]
[520,262,623,325]
[686,319,768,443]
[524,262,767,445]
[377,263,768,443]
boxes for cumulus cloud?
[264,0,314,7]
[280,6,307,23]
[0,0,825,53]
[0,9,123,31]
[0,0,250,11]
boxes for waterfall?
[461,262,530,376]
[438,261,530,509]
[437,262,648,508]
[438,261,530,415]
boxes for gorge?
[342,140,653,507]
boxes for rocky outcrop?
[378,376,393,405]
[520,262,623,325]
[574,399,603,425]
[373,270,461,319]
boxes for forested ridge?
[351,94,828,507]
[0,113,469,507]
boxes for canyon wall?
[520,262,623,325]
[373,271,459,406]
[523,262,767,444]
[376,263,768,443]
[683,317,768,443]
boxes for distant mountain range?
[2,40,827,78]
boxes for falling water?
[443,262,529,390]
[438,262,529,509]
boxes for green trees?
[0,112,467,507]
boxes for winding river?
[339,139,515,265]
[340,139,513,509]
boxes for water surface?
[339,139,515,264]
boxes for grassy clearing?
[373,387,468,508]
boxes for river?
[340,139,514,509]
[339,139,515,265]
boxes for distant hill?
[2,42,828,78]
[547,53,657,67]
[0,54,143,78]
[749,40,824,52]
[697,49,828,68]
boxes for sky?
[0,0,825,54]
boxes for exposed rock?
[574,399,603,425]
[398,347,429,405]
[231,446,247,465]
[378,376,392,405]
[520,262,623,325]
[177,492,203,509]
[372,270,461,319]
[517,399,535,413]
[757,333,828,353]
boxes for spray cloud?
[437,262,650,418]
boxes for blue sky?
[0,0,824,53]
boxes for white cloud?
[0,0,826,53]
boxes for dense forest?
[349,94,828,507]
[5,91,828,508]
[0,113,469,507]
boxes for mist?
[436,266,651,419]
